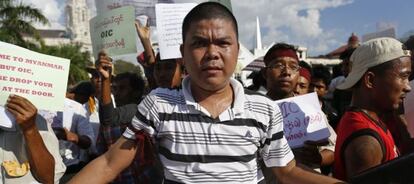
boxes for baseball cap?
[337,37,411,90]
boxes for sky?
[20,0,414,56]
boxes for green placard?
[209,0,232,12]
[89,6,137,58]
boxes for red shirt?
[333,109,399,180]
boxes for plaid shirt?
[96,124,162,184]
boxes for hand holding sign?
[135,19,151,43]
[96,51,113,79]
[275,92,331,148]
[5,94,37,132]
[292,140,329,168]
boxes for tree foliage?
[37,44,93,86]
[0,0,48,47]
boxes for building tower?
[66,0,92,52]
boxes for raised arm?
[68,137,138,183]
[97,54,138,126]
[135,20,155,67]
[6,95,55,184]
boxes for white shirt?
[123,77,294,183]
[0,113,66,184]
[47,98,95,166]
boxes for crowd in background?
[2,2,414,184]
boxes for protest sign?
[209,0,232,11]
[362,27,396,42]
[90,6,137,58]
[0,41,70,128]
[274,92,331,148]
[96,0,174,26]
[95,0,123,14]
[155,3,197,60]
[123,0,174,26]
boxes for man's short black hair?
[405,36,414,50]
[299,60,312,75]
[339,47,356,61]
[182,2,238,42]
[263,43,297,65]
[69,81,95,96]
[114,72,145,92]
[312,65,332,86]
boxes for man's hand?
[64,128,79,144]
[135,20,150,40]
[292,140,328,167]
[52,127,66,140]
[6,94,55,183]
[6,94,37,132]
[96,51,113,80]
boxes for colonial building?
[23,0,92,53]
[65,0,92,52]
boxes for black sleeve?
[99,102,138,126]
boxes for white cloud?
[21,0,65,29]
[22,0,353,55]
[232,0,353,55]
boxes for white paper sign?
[275,92,331,148]
[0,106,15,130]
[362,27,396,42]
[155,3,197,60]
[96,0,174,26]
[404,81,414,137]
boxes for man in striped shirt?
[70,2,343,183]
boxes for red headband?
[265,49,299,64]
[299,68,311,82]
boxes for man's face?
[310,78,327,99]
[265,57,300,96]
[294,76,310,95]
[154,60,182,88]
[374,57,412,111]
[410,49,414,80]
[180,18,239,92]
[112,78,139,106]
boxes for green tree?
[39,44,93,86]
[0,0,48,47]
[114,60,144,76]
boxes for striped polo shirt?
[123,77,294,183]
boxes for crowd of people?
[1,2,414,184]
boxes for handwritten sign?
[405,81,414,138]
[0,41,70,128]
[89,6,137,58]
[96,0,174,26]
[95,0,123,14]
[274,92,331,148]
[155,3,197,60]
[362,27,396,42]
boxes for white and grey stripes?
[123,78,294,183]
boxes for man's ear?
[261,67,267,81]
[180,44,184,58]
[364,71,375,89]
